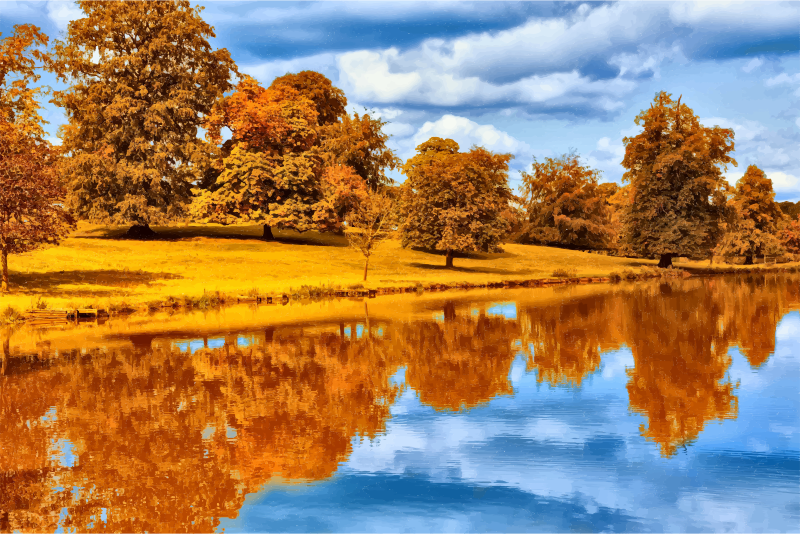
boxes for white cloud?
[240,53,339,87]
[336,48,635,109]
[700,117,766,142]
[742,57,763,73]
[765,72,800,87]
[407,115,531,162]
[46,1,82,30]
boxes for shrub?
[1,306,24,324]
[552,268,577,278]
[609,272,622,282]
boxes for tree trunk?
[262,224,274,241]
[125,224,157,239]
[657,254,674,269]
[445,250,454,268]
[363,256,370,281]
[744,255,753,265]
[1,248,8,293]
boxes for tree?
[269,70,346,126]
[0,25,74,292]
[192,76,322,239]
[518,151,614,250]
[53,0,237,236]
[779,216,800,255]
[344,190,394,281]
[320,111,401,190]
[778,201,800,220]
[400,138,512,268]
[716,165,785,264]
[620,92,735,268]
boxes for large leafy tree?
[620,92,735,267]
[518,151,614,250]
[0,25,74,292]
[780,216,800,255]
[54,0,237,236]
[191,76,323,239]
[400,137,512,268]
[716,165,785,264]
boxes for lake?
[1,274,798,532]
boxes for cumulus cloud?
[701,117,766,142]
[337,48,635,112]
[404,114,531,163]
[46,0,82,30]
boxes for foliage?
[345,191,395,281]
[53,0,237,227]
[400,137,512,268]
[193,76,323,236]
[780,216,800,255]
[320,111,401,190]
[0,25,75,292]
[619,92,735,267]
[551,268,577,278]
[716,165,785,264]
[314,164,368,233]
[268,70,347,126]
[778,201,800,220]
[518,151,614,250]
[0,305,24,323]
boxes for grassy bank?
[1,222,798,315]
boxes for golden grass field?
[0,222,795,313]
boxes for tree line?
[1,0,798,291]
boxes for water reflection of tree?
[518,295,624,387]
[2,274,799,529]
[624,282,739,457]
[0,330,400,532]
[399,304,520,411]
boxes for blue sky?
[1,1,799,200]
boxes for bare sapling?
[345,192,394,281]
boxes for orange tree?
[54,1,237,237]
[191,76,322,239]
[716,165,785,264]
[400,137,512,268]
[780,216,800,255]
[0,25,74,292]
[518,151,614,250]
[620,92,735,267]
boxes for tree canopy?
[0,25,74,292]
[716,165,784,264]
[400,137,512,268]
[619,92,736,267]
[518,151,614,250]
[54,0,237,232]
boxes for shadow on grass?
[7,269,180,295]
[75,225,350,247]
[408,262,534,275]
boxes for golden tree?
[0,25,74,292]
[54,1,237,236]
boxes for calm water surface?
[1,275,799,532]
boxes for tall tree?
[716,165,785,264]
[269,70,346,127]
[620,92,735,268]
[518,151,614,250]
[0,25,74,292]
[191,76,323,239]
[54,0,237,236]
[400,138,512,268]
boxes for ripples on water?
[1,275,798,532]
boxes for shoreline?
[5,261,799,325]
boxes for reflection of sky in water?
[487,302,517,320]
[220,312,800,533]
